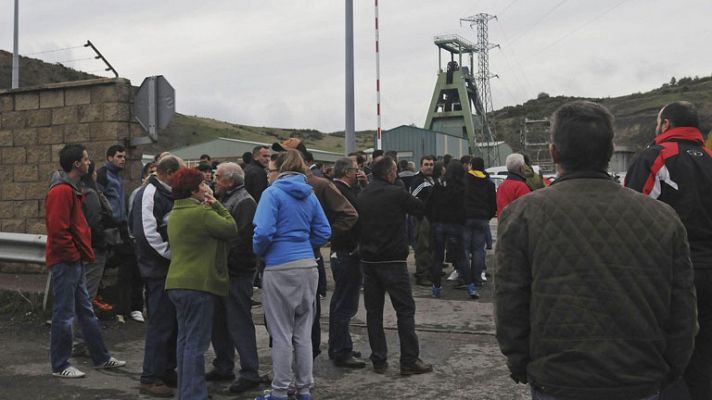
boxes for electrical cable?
[25,45,84,56]
[53,57,95,64]
[529,0,633,57]
[494,22,536,100]
[506,0,568,45]
[497,0,520,16]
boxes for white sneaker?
[116,314,126,324]
[130,310,145,323]
[447,270,460,281]
[96,356,126,369]
[481,272,488,282]
[52,366,86,378]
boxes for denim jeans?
[141,277,177,384]
[463,219,489,285]
[485,223,493,249]
[362,261,420,365]
[169,289,216,400]
[50,261,111,372]
[431,222,466,287]
[210,272,261,382]
[328,252,362,360]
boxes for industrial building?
[157,137,343,165]
[379,125,468,162]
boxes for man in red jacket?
[46,144,125,378]
[496,153,531,216]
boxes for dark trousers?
[141,277,178,384]
[431,223,466,287]
[328,252,362,360]
[362,261,419,365]
[169,289,215,400]
[684,269,712,400]
[413,218,433,278]
[114,228,144,315]
[210,272,261,382]
[311,250,326,359]
[463,218,489,285]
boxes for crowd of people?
[42,99,712,400]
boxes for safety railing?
[0,232,50,309]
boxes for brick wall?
[0,78,144,236]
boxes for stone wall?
[0,78,144,237]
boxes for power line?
[54,57,96,64]
[493,74,521,105]
[497,0,520,16]
[529,0,633,57]
[494,22,536,100]
[25,45,84,56]
[507,0,568,45]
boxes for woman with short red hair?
[165,167,237,400]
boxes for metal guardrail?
[0,232,50,310]
[0,232,47,264]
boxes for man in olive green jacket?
[496,101,697,400]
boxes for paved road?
[0,247,530,400]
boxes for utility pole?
[12,0,19,89]
[461,13,500,164]
[374,0,382,150]
[345,0,355,155]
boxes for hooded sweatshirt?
[45,172,95,267]
[252,173,331,267]
[464,169,497,220]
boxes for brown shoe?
[400,359,433,375]
[139,382,174,398]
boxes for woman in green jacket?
[165,167,237,400]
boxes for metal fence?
[0,232,49,309]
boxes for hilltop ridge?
[2,49,710,154]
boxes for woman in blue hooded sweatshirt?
[253,150,331,400]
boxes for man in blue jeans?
[45,144,126,378]
[463,157,496,287]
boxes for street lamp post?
[12,0,20,89]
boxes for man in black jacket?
[626,101,712,400]
[205,162,263,393]
[358,156,433,376]
[409,155,435,286]
[497,100,696,400]
[463,157,496,286]
[130,155,183,398]
[244,145,270,203]
[328,157,366,369]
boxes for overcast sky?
[3,0,712,133]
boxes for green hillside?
[147,113,375,155]
[3,49,711,155]
[492,76,712,152]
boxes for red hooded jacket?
[496,173,531,217]
[45,176,95,267]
